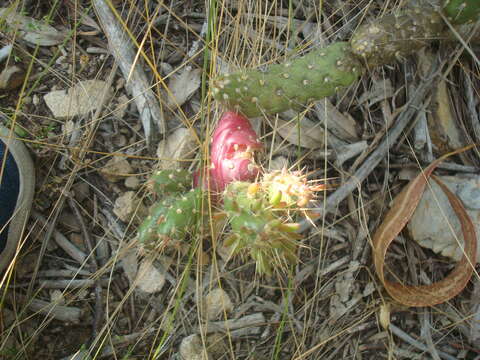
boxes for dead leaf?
[358,78,394,105]
[156,127,197,169]
[100,157,133,182]
[167,67,202,107]
[0,8,68,46]
[276,115,325,149]
[408,175,480,262]
[372,145,477,307]
[428,79,468,159]
[44,79,113,119]
[314,99,359,142]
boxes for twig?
[93,0,167,146]
[39,279,102,289]
[420,309,442,360]
[68,197,104,341]
[200,312,266,334]
[8,293,82,324]
[32,211,88,266]
[389,324,457,360]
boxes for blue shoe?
[0,124,35,272]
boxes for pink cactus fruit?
[209,111,263,192]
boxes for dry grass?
[0,0,479,359]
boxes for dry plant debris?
[0,0,479,359]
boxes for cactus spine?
[221,170,320,275]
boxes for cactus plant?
[223,181,301,275]
[443,0,480,24]
[148,169,192,195]
[350,6,444,67]
[220,169,326,274]
[211,42,363,117]
[138,188,204,250]
[212,2,480,117]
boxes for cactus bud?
[210,111,263,191]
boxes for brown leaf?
[276,116,325,149]
[166,67,201,107]
[372,145,477,307]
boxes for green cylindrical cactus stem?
[138,197,173,246]
[212,42,363,117]
[443,0,480,24]
[350,6,444,67]
[138,188,204,249]
[148,169,192,195]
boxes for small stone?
[167,67,202,107]
[136,259,165,294]
[50,289,65,305]
[124,176,140,189]
[113,191,138,222]
[32,94,40,106]
[120,248,138,287]
[179,334,207,360]
[156,127,197,170]
[203,288,233,320]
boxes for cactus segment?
[148,169,192,195]
[212,42,363,117]
[223,181,301,275]
[224,219,301,275]
[443,0,480,24]
[138,188,204,249]
[350,7,444,67]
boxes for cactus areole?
[209,111,263,192]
